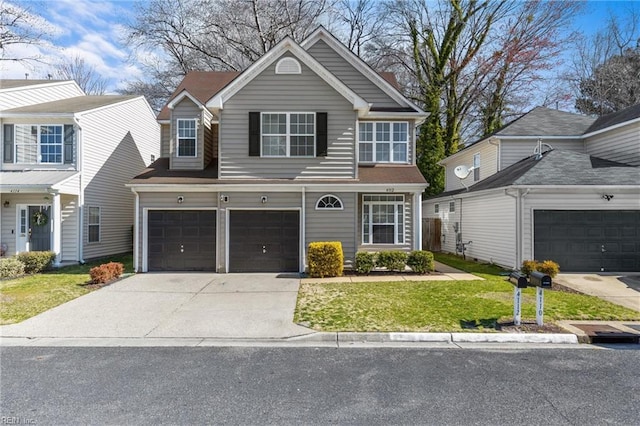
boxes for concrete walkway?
[555,273,640,312]
[0,273,312,339]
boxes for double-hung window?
[177,119,197,157]
[473,153,480,181]
[15,125,63,164]
[362,195,405,244]
[359,122,408,163]
[88,207,100,243]
[262,113,314,157]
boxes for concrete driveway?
[0,273,313,339]
[555,273,640,312]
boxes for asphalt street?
[1,346,638,425]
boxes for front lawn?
[0,253,133,325]
[294,254,640,332]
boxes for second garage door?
[534,210,640,272]
[229,210,299,272]
[148,210,216,271]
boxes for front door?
[16,205,51,252]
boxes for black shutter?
[316,112,327,157]
[249,112,260,156]
[3,124,14,163]
[64,124,74,164]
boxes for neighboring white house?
[423,105,640,273]
[127,26,428,273]
[0,80,160,265]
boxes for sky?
[1,0,638,94]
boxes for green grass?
[295,254,640,332]
[0,253,133,325]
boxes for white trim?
[361,194,405,245]
[13,124,64,165]
[314,194,344,210]
[176,118,198,157]
[224,208,303,273]
[358,121,409,164]
[260,112,315,157]
[582,117,640,138]
[206,37,369,114]
[167,91,204,110]
[86,205,101,243]
[127,183,428,193]
[300,27,425,113]
[141,207,218,273]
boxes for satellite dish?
[454,165,472,179]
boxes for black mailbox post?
[529,271,552,288]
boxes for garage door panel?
[534,210,640,272]
[148,210,216,271]
[229,210,299,273]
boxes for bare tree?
[52,56,109,95]
[329,0,385,57]
[569,6,640,115]
[0,0,55,65]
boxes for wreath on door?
[32,210,49,226]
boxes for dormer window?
[275,57,301,74]
[359,122,408,163]
[177,119,197,157]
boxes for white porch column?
[414,191,423,250]
[52,193,62,266]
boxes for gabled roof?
[585,103,640,134]
[157,71,239,120]
[2,95,139,115]
[494,106,596,137]
[205,36,369,114]
[433,150,639,198]
[0,79,72,90]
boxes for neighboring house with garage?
[423,105,640,273]
[0,79,159,265]
[127,26,428,273]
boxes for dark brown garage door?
[534,210,640,272]
[229,210,299,272]
[148,210,216,271]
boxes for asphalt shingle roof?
[586,103,640,133]
[3,95,137,114]
[495,106,596,137]
[0,79,71,90]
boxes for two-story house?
[127,27,428,273]
[423,105,640,272]
[0,79,159,265]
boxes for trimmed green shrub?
[16,251,56,274]
[90,261,124,284]
[407,250,434,274]
[355,251,376,275]
[520,260,538,276]
[308,242,344,278]
[536,260,560,278]
[0,257,25,279]
[376,250,408,272]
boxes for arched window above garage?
[315,194,343,210]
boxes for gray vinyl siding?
[60,194,78,261]
[0,194,55,257]
[220,53,356,179]
[170,98,204,170]
[522,190,640,262]
[0,117,77,172]
[356,193,413,252]
[0,82,84,110]
[500,138,584,169]
[80,97,159,259]
[160,124,170,158]
[305,192,357,267]
[306,40,402,109]
[586,123,640,165]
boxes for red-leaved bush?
[89,262,124,284]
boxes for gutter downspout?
[505,188,530,269]
[132,188,139,273]
[489,138,500,171]
[73,116,85,263]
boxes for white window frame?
[358,121,409,163]
[275,57,302,74]
[473,153,481,181]
[362,194,405,245]
[14,124,63,164]
[176,118,197,157]
[87,206,101,243]
[449,201,455,212]
[434,203,439,213]
[315,194,344,210]
[261,112,315,158]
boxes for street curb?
[291,332,578,345]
